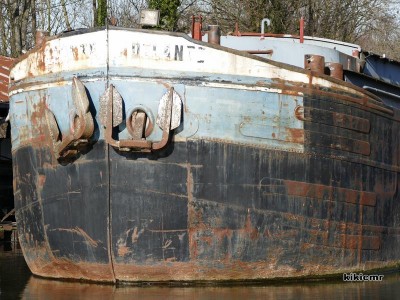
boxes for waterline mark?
[343,273,384,282]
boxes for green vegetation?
[148,0,181,31]
[96,0,108,27]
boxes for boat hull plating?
[9,28,400,283]
[13,137,400,282]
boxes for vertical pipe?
[305,54,325,74]
[300,17,304,43]
[234,22,240,36]
[191,15,202,41]
[260,18,271,35]
[191,15,195,38]
[325,62,344,80]
[208,25,221,45]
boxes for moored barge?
[8,25,400,283]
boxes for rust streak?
[50,227,99,247]
[117,246,131,257]
[266,78,394,116]
[358,203,364,264]
[72,47,79,61]
[284,180,377,206]
[285,128,304,144]
[37,175,46,188]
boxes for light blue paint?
[219,36,358,71]
[10,64,303,153]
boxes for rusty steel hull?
[13,137,400,282]
[109,146,400,282]
[13,142,114,282]
[8,27,400,283]
[12,93,400,283]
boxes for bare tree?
[107,0,198,30]
[0,2,8,56]
[196,0,400,60]
[107,0,147,27]
[31,0,37,39]
[197,0,300,34]
[60,0,72,30]
[0,0,399,60]
[1,0,34,57]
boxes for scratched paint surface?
[8,27,400,283]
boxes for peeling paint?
[8,27,400,284]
